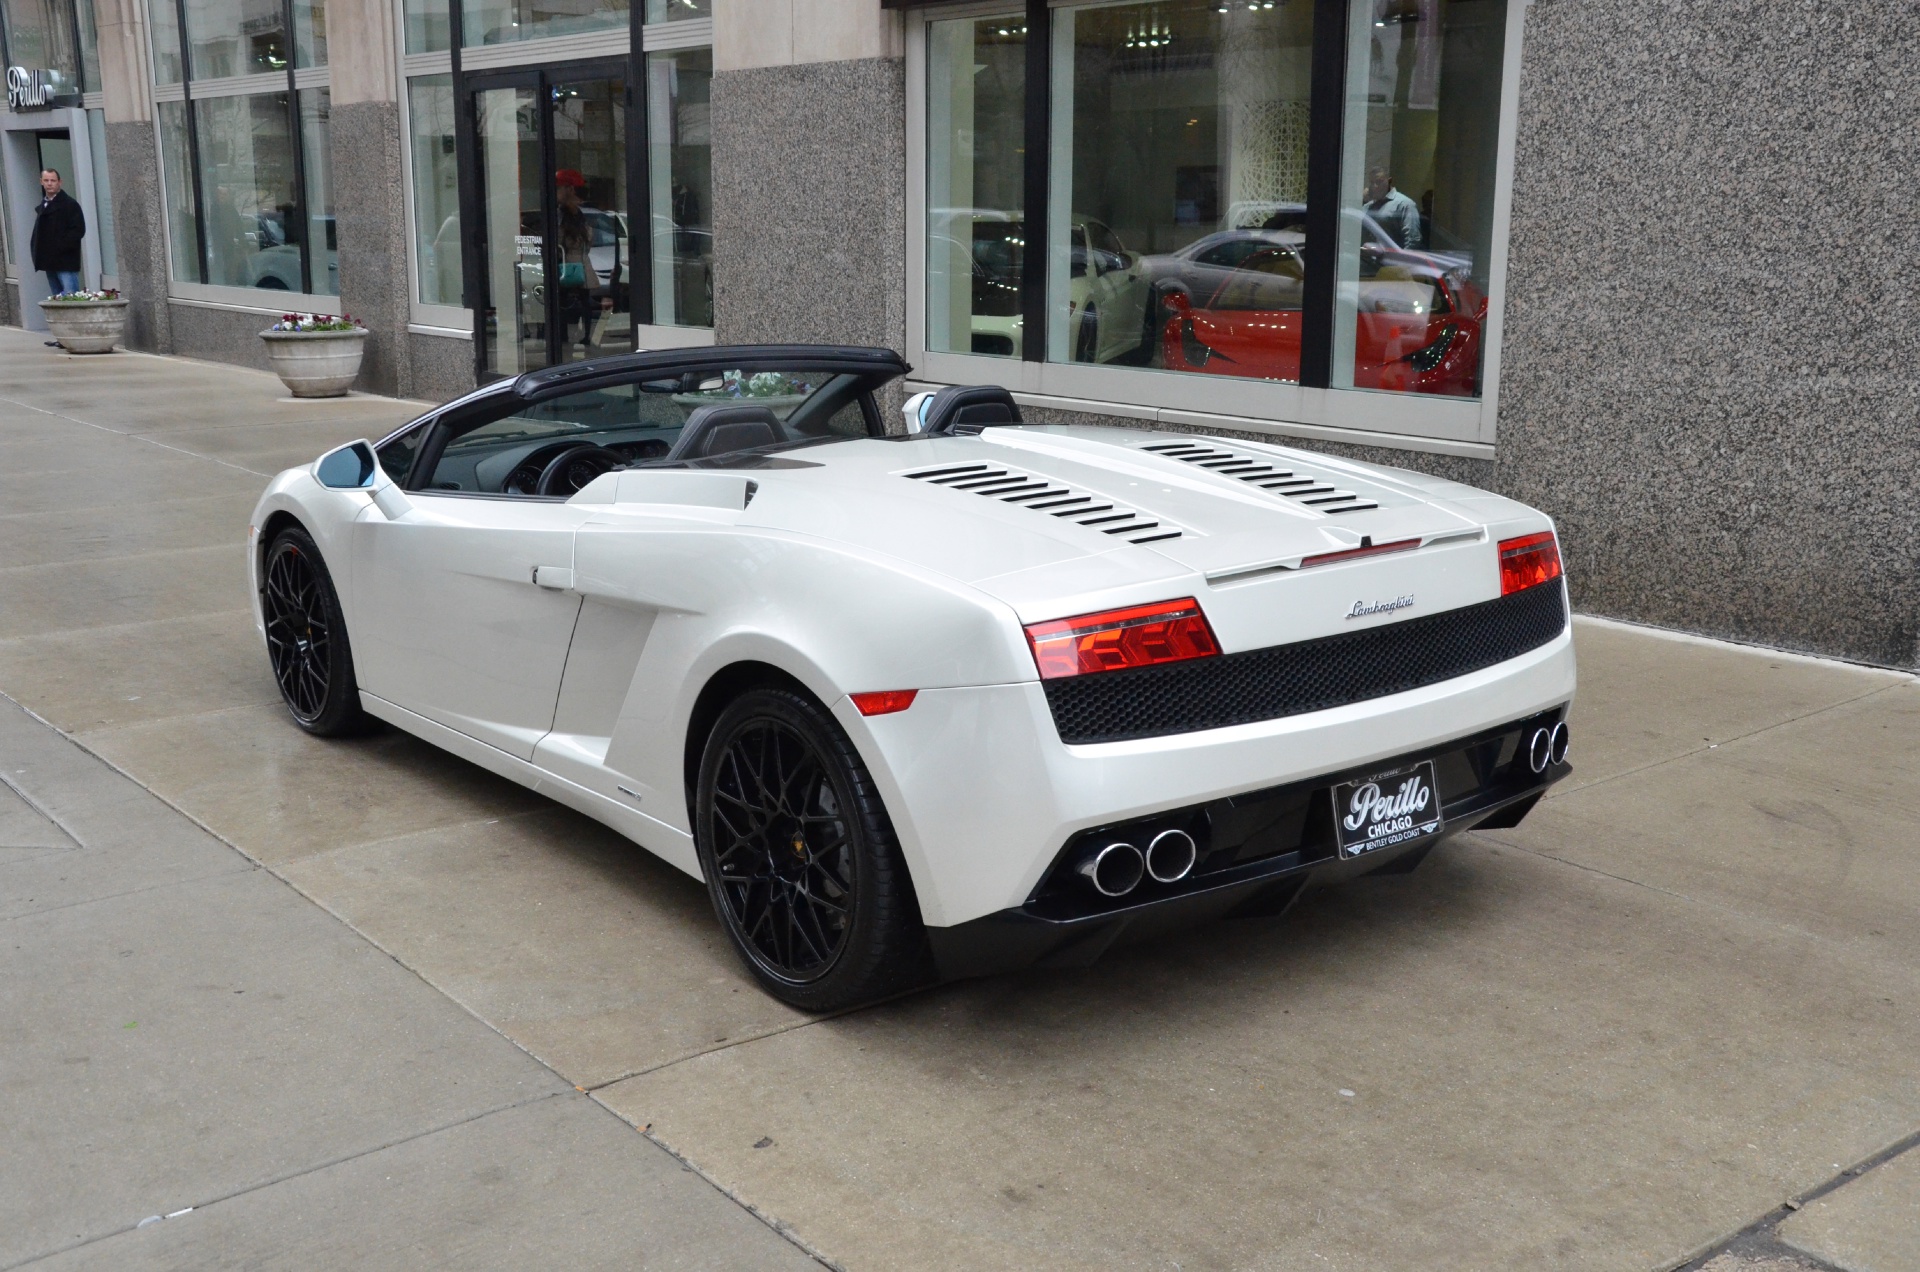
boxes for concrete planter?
[260,328,368,398]
[40,298,128,354]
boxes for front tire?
[694,687,929,1010]
[260,526,370,737]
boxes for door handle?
[531,565,573,590]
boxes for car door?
[351,393,601,760]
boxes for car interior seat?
[666,404,785,461]
[920,384,1023,434]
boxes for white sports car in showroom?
[250,345,1575,1009]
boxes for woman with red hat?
[553,168,604,352]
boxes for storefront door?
[0,105,106,329]
[464,61,633,380]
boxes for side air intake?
[1136,440,1380,514]
[901,462,1183,545]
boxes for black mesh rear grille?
[1043,582,1567,744]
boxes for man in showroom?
[1362,165,1424,250]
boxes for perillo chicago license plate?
[1333,760,1443,859]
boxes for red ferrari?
[1160,244,1485,396]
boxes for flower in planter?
[713,369,810,398]
[269,312,365,333]
[45,288,121,302]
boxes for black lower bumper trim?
[927,755,1565,982]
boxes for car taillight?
[1024,598,1221,681]
[850,690,918,716]
[1499,531,1562,595]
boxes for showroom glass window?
[403,0,447,51]
[157,100,199,273]
[72,0,121,281]
[1333,0,1504,398]
[1047,0,1314,376]
[193,93,297,286]
[149,0,337,296]
[183,0,286,76]
[925,12,1025,358]
[400,0,717,333]
[646,46,712,328]
[409,74,460,306]
[4,0,83,96]
[642,0,706,19]
[461,0,622,47]
[919,0,1515,440]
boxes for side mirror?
[901,391,936,435]
[315,440,379,490]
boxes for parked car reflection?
[930,209,1133,356]
[244,214,338,295]
[1159,239,1485,395]
[1072,206,1472,369]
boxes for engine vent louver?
[902,462,1183,545]
[1136,440,1380,514]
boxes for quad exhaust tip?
[1079,841,1146,897]
[1528,722,1571,774]
[1145,828,1197,884]
[1078,829,1195,896]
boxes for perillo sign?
[1332,760,1444,859]
[8,66,58,111]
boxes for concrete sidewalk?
[0,699,821,1271]
[2,328,1917,1270]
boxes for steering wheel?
[534,444,625,497]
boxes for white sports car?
[250,345,1575,1009]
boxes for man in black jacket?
[32,168,85,296]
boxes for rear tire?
[694,686,929,1010]
[260,526,371,737]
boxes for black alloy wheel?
[261,526,369,737]
[695,687,928,1010]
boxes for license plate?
[1333,760,1443,859]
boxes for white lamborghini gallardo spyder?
[250,345,1575,1009]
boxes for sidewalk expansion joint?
[0,862,258,925]
[581,981,932,1094]
[2,1091,568,1272]
[0,607,258,648]
[597,1112,843,1272]
[0,394,274,478]
[0,489,258,523]
[0,542,247,579]
[1668,1128,1920,1272]
[0,770,83,849]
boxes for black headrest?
[922,384,1022,434]
[666,404,784,461]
